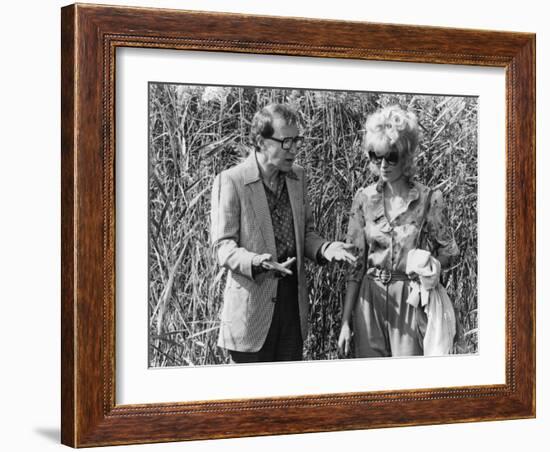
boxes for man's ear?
[255,135,265,151]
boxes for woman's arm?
[426,189,459,269]
[338,189,368,356]
[341,281,360,324]
[338,280,361,355]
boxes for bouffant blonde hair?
[364,105,419,180]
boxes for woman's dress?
[346,181,459,357]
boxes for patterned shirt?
[346,181,459,283]
[262,171,297,263]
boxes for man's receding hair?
[250,103,299,150]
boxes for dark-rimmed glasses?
[368,149,400,166]
[267,136,305,151]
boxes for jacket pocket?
[221,284,250,325]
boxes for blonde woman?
[338,106,459,357]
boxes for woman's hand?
[338,322,353,357]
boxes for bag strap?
[415,189,433,249]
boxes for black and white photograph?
[147,83,478,367]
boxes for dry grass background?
[148,84,478,367]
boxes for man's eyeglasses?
[267,136,305,151]
[368,149,400,166]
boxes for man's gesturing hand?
[253,254,296,276]
[323,242,357,264]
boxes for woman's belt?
[366,267,410,285]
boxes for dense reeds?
[148,84,478,366]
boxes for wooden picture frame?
[61,3,535,447]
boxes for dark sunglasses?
[368,149,400,166]
[267,136,305,151]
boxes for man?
[211,103,356,363]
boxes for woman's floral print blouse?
[346,181,459,283]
